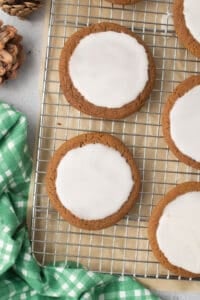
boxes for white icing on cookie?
[69,31,149,108]
[170,85,200,162]
[55,143,134,220]
[183,0,200,43]
[157,191,200,274]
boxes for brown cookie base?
[106,0,141,4]
[59,22,155,120]
[162,75,200,170]
[173,0,200,58]
[46,133,141,230]
[148,182,200,278]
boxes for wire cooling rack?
[31,0,200,280]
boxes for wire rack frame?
[31,0,200,280]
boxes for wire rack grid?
[31,0,200,280]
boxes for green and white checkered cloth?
[0,101,159,300]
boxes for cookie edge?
[59,22,156,119]
[173,0,200,58]
[148,181,200,278]
[162,75,200,170]
[46,133,141,230]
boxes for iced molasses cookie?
[59,22,155,119]
[162,75,200,170]
[46,133,140,230]
[173,0,200,58]
[148,182,200,278]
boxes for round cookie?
[106,0,141,4]
[173,0,200,58]
[46,133,140,230]
[59,22,155,119]
[162,75,200,170]
[148,182,200,278]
